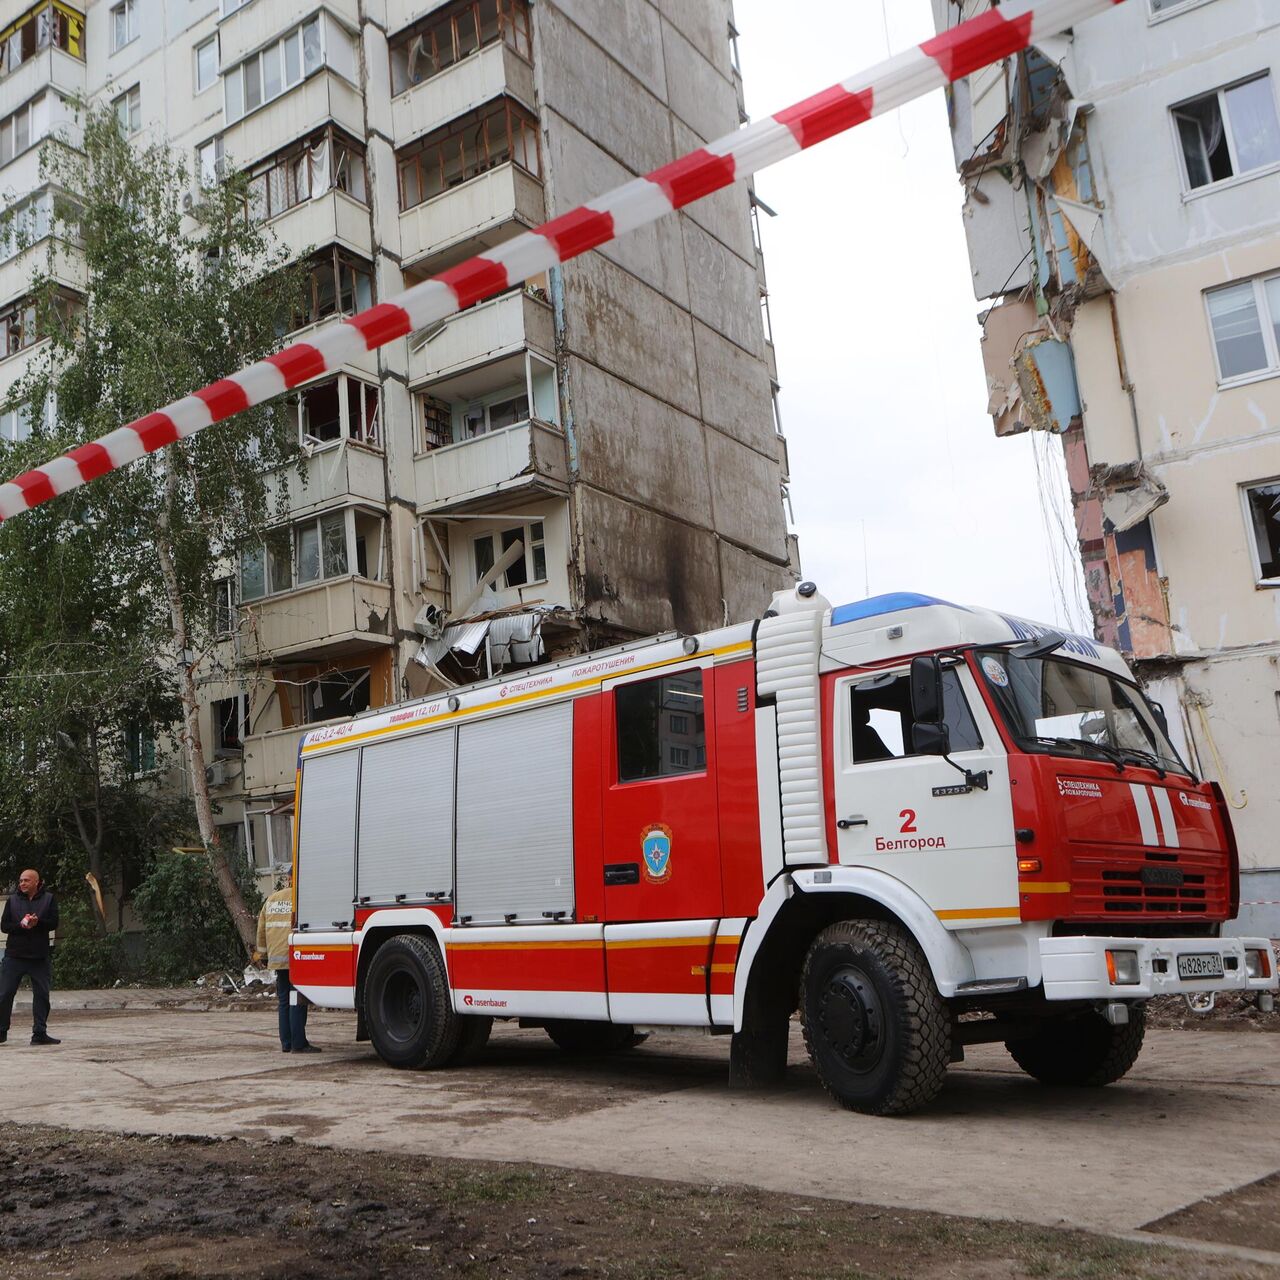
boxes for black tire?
[1005,1005,1146,1086]
[544,1019,642,1054]
[364,934,459,1069]
[800,919,950,1116]
[448,1015,493,1066]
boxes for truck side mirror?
[909,655,945,724]
[912,721,951,756]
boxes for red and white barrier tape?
[0,0,1124,521]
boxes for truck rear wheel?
[1005,1006,1146,1086]
[545,1020,641,1054]
[364,933,459,1069]
[800,919,950,1116]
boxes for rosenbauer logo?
[462,994,508,1009]
[1178,791,1212,811]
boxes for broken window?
[1244,481,1280,585]
[125,722,156,773]
[418,394,452,451]
[396,96,541,211]
[242,127,368,224]
[297,373,380,447]
[212,577,235,634]
[471,519,545,589]
[848,669,981,764]
[297,511,348,584]
[616,670,706,783]
[1206,273,1280,382]
[1173,74,1280,191]
[213,694,249,755]
[291,247,374,330]
[389,0,531,96]
[306,668,370,722]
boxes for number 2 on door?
[899,809,917,833]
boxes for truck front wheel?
[364,933,459,1069]
[800,919,950,1116]
[1005,1006,1146,1087]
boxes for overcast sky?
[733,0,1092,633]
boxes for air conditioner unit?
[205,759,230,787]
[182,192,196,212]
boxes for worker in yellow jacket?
[254,870,319,1054]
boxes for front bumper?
[1039,935,1278,1001]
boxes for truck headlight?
[1105,949,1141,985]
[1245,948,1272,980]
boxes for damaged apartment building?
[931,0,1280,931]
[0,0,795,880]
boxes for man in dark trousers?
[0,868,60,1045]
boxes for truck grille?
[1072,851,1229,919]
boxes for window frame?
[1203,271,1280,387]
[296,371,381,449]
[470,519,546,590]
[1241,477,1280,588]
[614,667,708,785]
[1148,0,1217,20]
[1171,72,1280,196]
[212,693,249,756]
[243,126,368,225]
[110,0,138,53]
[113,84,141,136]
[846,665,983,766]
[196,134,224,187]
[223,14,323,125]
[195,35,218,93]
[125,722,157,774]
[395,95,542,212]
[238,507,387,602]
[291,245,374,331]
[388,0,533,98]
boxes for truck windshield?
[975,649,1191,778]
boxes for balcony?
[270,441,385,518]
[237,575,394,662]
[409,288,552,384]
[263,188,372,262]
[415,417,568,514]
[222,71,364,170]
[0,47,84,124]
[218,0,359,71]
[391,40,534,146]
[397,162,544,271]
[0,236,83,308]
[241,725,305,796]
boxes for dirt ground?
[1,1126,1276,1280]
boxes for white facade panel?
[357,728,455,902]
[454,702,574,925]
[296,749,360,929]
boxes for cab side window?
[616,669,706,782]
[850,668,981,763]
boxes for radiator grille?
[1072,851,1229,919]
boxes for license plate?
[1177,952,1224,980]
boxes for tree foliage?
[0,106,303,952]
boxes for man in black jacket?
[0,869,60,1045]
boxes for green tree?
[0,106,302,951]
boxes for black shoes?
[31,1034,60,1046]
[0,1031,6,1044]
[292,1043,322,1054]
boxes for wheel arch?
[734,868,977,1033]
[355,910,451,1039]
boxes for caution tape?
[0,0,1126,520]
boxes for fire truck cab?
[289,585,1277,1114]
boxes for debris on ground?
[0,1125,1273,1280]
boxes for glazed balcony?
[222,71,364,170]
[408,287,552,384]
[237,575,394,662]
[415,417,568,514]
[397,161,544,272]
[391,39,534,146]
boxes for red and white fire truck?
[289,584,1277,1114]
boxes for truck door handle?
[604,862,640,885]
[837,815,868,829]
